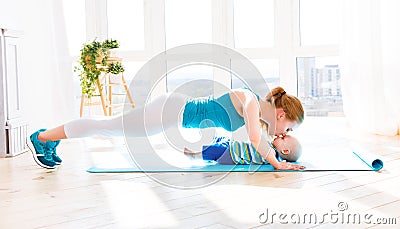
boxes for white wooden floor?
[0,117,399,229]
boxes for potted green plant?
[102,38,120,58]
[102,39,119,49]
[75,40,107,98]
[107,62,125,84]
[75,39,123,97]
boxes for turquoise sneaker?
[28,129,57,169]
[51,140,62,164]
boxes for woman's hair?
[266,87,304,124]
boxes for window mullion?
[85,0,96,41]
[212,0,232,93]
[86,0,107,41]
[295,45,340,57]
[276,0,298,94]
[145,0,165,56]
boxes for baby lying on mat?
[184,135,302,165]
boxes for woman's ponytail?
[266,87,304,124]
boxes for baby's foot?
[183,147,200,159]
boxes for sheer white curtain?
[340,0,400,136]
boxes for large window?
[167,65,214,97]
[106,0,145,51]
[164,0,213,97]
[62,0,86,56]
[233,0,274,48]
[165,0,212,49]
[232,0,277,97]
[74,0,343,116]
[232,59,279,94]
[297,0,343,116]
[297,57,343,116]
[299,0,341,46]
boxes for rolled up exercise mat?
[350,143,384,171]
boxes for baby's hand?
[276,162,305,170]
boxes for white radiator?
[5,118,29,157]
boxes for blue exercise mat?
[86,145,383,173]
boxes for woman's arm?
[240,90,305,170]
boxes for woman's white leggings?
[64,94,188,138]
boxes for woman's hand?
[275,161,305,170]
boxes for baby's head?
[272,135,302,162]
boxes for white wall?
[0,0,76,132]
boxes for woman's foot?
[28,129,58,169]
[37,127,64,165]
[51,140,62,165]
[28,129,57,169]
[183,147,202,159]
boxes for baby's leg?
[201,143,231,162]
